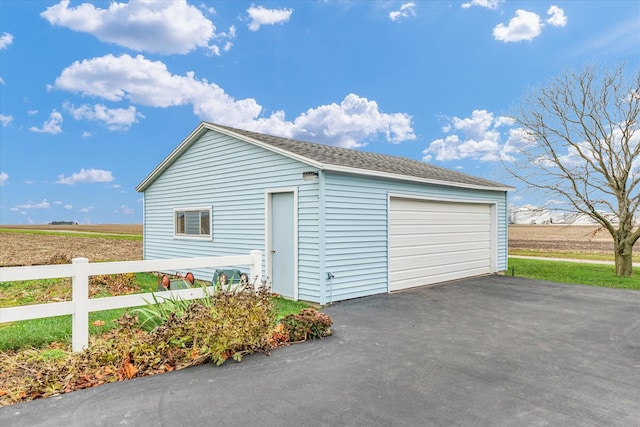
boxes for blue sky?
[0,0,638,224]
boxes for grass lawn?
[509,249,640,263]
[508,257,640,291]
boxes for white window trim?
[173,206,213,240]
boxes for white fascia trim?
[328,165,514,192]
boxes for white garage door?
[389,198,493,291]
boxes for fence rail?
[0,250,262,352]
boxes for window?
[174,207,211,239]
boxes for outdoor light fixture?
[302,171,319,181]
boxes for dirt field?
[0,225,143,267]
[0,223,629,267]
[508,224,625,254]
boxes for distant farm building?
[509,205,552,224]
[509,205,618,225]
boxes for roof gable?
[137,122,513,192]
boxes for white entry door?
[270,191,295,298]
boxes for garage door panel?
[389,198,493,292]
[390,241,490,258]
[390,262,491,289]
[390,215,490,226]
[390,207,487,219]
[390,232,490,247]
[390,259,491,281]
[390,249,490,269]
[391,200,487,213]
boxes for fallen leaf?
[123,362,138,379]
[91,320,106,327]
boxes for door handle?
[271,249,276,254]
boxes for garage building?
[137,122,512,304]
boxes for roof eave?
[137,121,514,193]
[323,164,514,192]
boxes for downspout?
[318,170,327,305]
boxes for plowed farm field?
[0,223,630,267]
[508,224,626,254]
[0,224,143,267]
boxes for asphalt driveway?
[1,275,639,426]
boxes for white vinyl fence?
[0,251,262,352]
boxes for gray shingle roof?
[214,123,510,190]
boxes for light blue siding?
[143,130,321,302]
[323,172,508,303]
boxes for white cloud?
[0,114,14,127]
[116,205,135,215]
[51,54,415,147]
[493,9,542,42]
[461,0,502,10]
[40,0,232,55]
[0,172,8,186]
[64,102,143,130]
[423,110,515,161]
[27,110,39,116]
[57,168,114,185]
[15,199,51,210]
[64,204,73,210]
[29,110,63,134]
[51,53,262,121]
[257,93,416,148]
[81,131,93,138]
[200,4,216,16]
[390,3,416,22]
[247,5,293,31]
[546,5,567,27]
[0,32,13,49]
[79,206,94,213]
[492,7,566,43]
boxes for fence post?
[72,257,90,352]
[250,250,262,290]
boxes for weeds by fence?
[0,251,262,351]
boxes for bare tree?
[506,64,640,276]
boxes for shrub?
[131,293,195,332]
[0,284,333,407]
[131,284,276,365]
[89,273,138,297]
[280,308,333,342]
